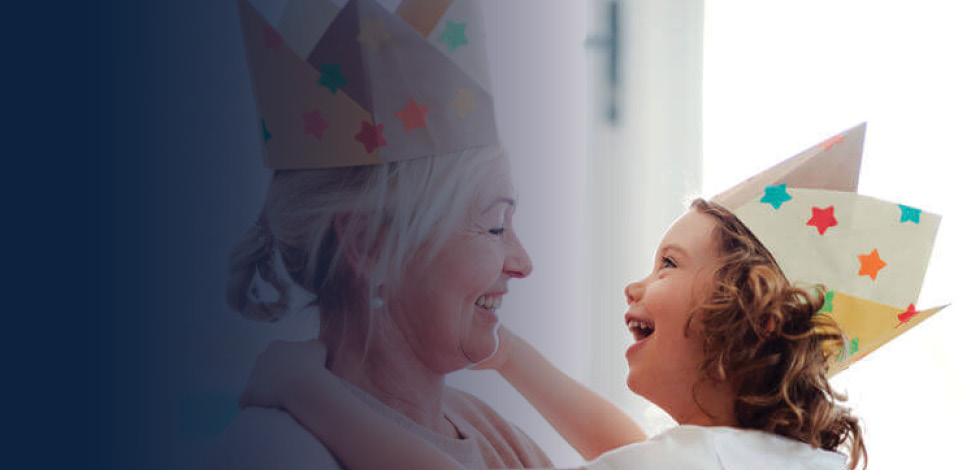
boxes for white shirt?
[587,425,847,470]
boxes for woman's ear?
[333,213,375,279]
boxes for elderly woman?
[210,0,553,468]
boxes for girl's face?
[391,157,533,373]
[623,209,721,422]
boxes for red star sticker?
[302,110,329,140]
[818,133,845,151]
[857,249,887,281]
[895,303,920,328]
[395,98,430,132]
[355,121,387,154]
[806,205,838,235]
[263,26,283,52]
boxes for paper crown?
[712,123,945,375]
[238,0,498,169]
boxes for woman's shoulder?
[207,407,341,470]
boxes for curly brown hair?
[687,198,867,469]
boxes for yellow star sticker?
[450,88,477,118]
[357,17,390,52]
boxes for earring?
[370,284,385,309]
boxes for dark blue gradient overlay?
[13,1,269,468]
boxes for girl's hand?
[238,339,329,410]
[470,325,520,373]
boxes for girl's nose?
[625,280,644,305]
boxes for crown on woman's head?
[713,123,946,376]
[238,0,498,169]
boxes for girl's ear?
[333,213,375,279]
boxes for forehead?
[473,158,515,208]
[660,210,718,258]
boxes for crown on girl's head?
[238,0,498,169]
[713,123,946,376]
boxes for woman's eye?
[661,256,676,268]
[488,227,506,236]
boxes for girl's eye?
[489,227,506,236]
[661,256,676,269]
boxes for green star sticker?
[848,337,859,356]
[818,290,835,314]
[317,62,346,94]
[760,183,793,209]
[438,21,469,52]
[898,204,922,224]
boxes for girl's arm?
[481,327,646,460]
[239,340,468,470]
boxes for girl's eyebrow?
[661,244,690,260]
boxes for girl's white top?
[587,425,847,470]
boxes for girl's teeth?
[475,295,502,310]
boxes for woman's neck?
[324,322,460,438]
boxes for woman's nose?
[625,281,644,305]
[504,231,533,278]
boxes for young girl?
[238,198,865,470]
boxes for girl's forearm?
[284,373,466,470]
[497,336,647,460]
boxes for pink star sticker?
[355,121,387,153]
[263,26,283,52]
[818,133,845,151]
[396,98,429,132]
[806,205,838,235]
[302,110,329,140]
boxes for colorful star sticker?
[396,98,429,132]
[263,26,283,52]
[260,118,271,143]
[302,110,329,140]
[895,303,920,328]
[817,133,845,151]
[819,290,835,314]
[355,121,387,154]
[857,249,887,281]
[760,183,793,209]
[806,205,838,235]
[438,21,469,52]
[898,204,922,224]
[357,17,391,51]
[317,63,346,94]
[848,337,859,356]
[451,88,477,117]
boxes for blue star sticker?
[317,62,346,94]
[438,21,469,52]
[760,183,793,209]
[898,204,922,224]
[261,118,271,143]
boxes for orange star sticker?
[396,98,429,132]
[818,133,845,150]
[806,205,838,235]
[857,249,887,281]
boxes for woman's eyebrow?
[481,197,516,214]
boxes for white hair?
[226,144,506,342]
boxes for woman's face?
[623,209,719,419]
[392,158,532,373]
